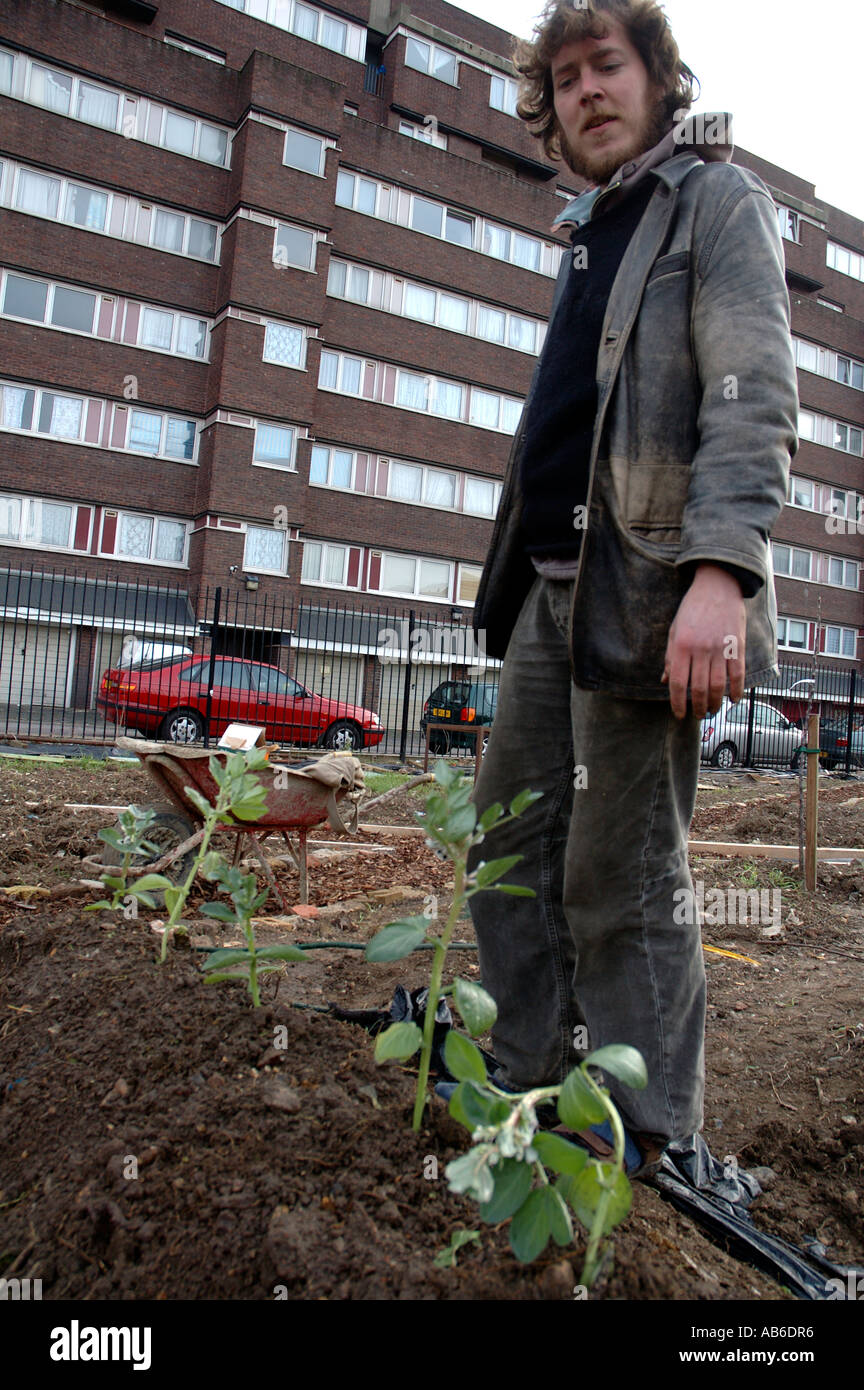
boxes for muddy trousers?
[468,576,705,1142]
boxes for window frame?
[282,126,327,177]
[243,524,290,575]
[262,319,307,370]
[252,420,297,470]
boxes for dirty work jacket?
[472,150,799,698]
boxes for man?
[468,0,798,1171]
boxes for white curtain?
[439,295,468,332]
[512,233,540,271]
[17,171,60,217]
[154,210,184,253]
[30,66,71,113]
[508,316,536,352]
[397,373,428,411]
[177,317,205,358]
[77,83,119,130]
[483,223,510,260]
[477,306,505,343]
[155,521,186,563]
[424,470,456,507]
[389,463,422,501]
[141,309,173,350]
[248,527,285,571]
[464,477,494,515]
[470,390,500,428]
[119,514,153,558]
[2,387,33,430]
[48,396,82,438]
[431,381,463,419]
[404,284,435,321]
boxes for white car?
[700,698,806,770]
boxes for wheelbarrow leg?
[246,832,288,913]
[298,827,308,906]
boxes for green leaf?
[201,948,252,970]
[432,1229,481,1269]
[200,902,237,923]
[443,804,477,840]
[97,827,126,851]
[477,802,504,833]
[374,1020,422,1063]
[533,1131,591,1177]
[585,1044,648,1091]
[85,900,112,911]
[163,886,184,917]
[255,943,309,962]
[132,873,174,893]
[444,1146,497,1203]
[547,1185,574,1246]
[558,1067,608,1130]
[131,891,157,908]
[203,970,247,986]
[560,1161,632,1233]
[472,855,522,888]
[230,798,270,823]
[478,1156,534,1224]
[509,1187,551,1263]
[433,759,459,790]
[493,884,536,897]
[508,789,543,817]
[443,1031,487,1085]
[183,786,213,819]
[448,1081,510,1132]
[101,875,124,892]
[364,917,428,963]
[451,978,497,1037]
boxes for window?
[284,128,325,175]
[827,240,864,282]
[253,422,295,467]
[464,477,497,516]
[65,183,107,230]
[3,275,49,321]
[245,525,288,573]
[489,74,518,116]
[25,499,74,547]
[790,477,813,509]
[411,197,442,238]
[163,111,196,157]
[50,286,96,332]
[398,118,447,150]
[0,384,35,430]
[458,566,482,604]
[263,321,304,368]
[431,380,464,419]
[776,206,799,242]
[817,297,843,312]
[404,36,459,85]
[16,170,61,218]
[212,0,363,58]
[772,543,811,580]
[76,82,119,130]
[309,445,353,488]
[381,552,452,599]
[777,617,809,651]
[0,50,13,94]
[252,666,304,696]
[335,170,378,214]
[38,393,83,439]
[187,220,217,261]
[301,541,349,585]
[824,625,857,658]
[127,410,196,460]
[29,65,72,114]
[798,408,864,456]
[827,557,858,589]
[164,34,226,64]
[274,223,315,269]
[318,351,362,394]
[404,283,436,322]
[793,336,864,390]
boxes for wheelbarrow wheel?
[101,806,198,908]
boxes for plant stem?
[412,860,465,1132]
[579,1066,625,1288]
[159,796,225,963]
[244,915,261,1007]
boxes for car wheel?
[159,708,206,744]
[429,729,450,754]
[711,742,737,770]
[481,734,490,757]
[101,807,197,908]
[322,720,363,751]
[790,748,805,772]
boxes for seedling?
[443,1035,648,1289]
[88,805,169,913]
[432,1228,481,1269]
[365,759,541,1132]
[197,855,308,1006]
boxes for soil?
[1,758,862,1300]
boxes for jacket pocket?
[608,458,692,542]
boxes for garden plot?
[0,758,861,1300]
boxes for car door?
[207,658,256,732]
[249,664,311,742]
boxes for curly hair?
[514,0,697,163]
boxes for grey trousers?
[468,576,705,1142]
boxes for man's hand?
[662,564,746,720]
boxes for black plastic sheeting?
[331,985,864,1301]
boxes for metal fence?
[0,564,500,759]
[1,561,862,770]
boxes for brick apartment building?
[0,0,862,727]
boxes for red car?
[97,655,384,750]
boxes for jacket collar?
[553,112,734,230]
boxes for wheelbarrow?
[112,737,365,909]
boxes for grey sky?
[455,0,864,222]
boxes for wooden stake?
[805,713,819,891]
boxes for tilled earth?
[0,758,862,1300]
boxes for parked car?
[700,698,806,770]
[97,654,384,749]
[420,680,498,754]
[817,719,864,770]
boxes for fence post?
[204,586,221,748]
[843,669,857,778]
[743,687,756,767]
[398,608,415,764]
